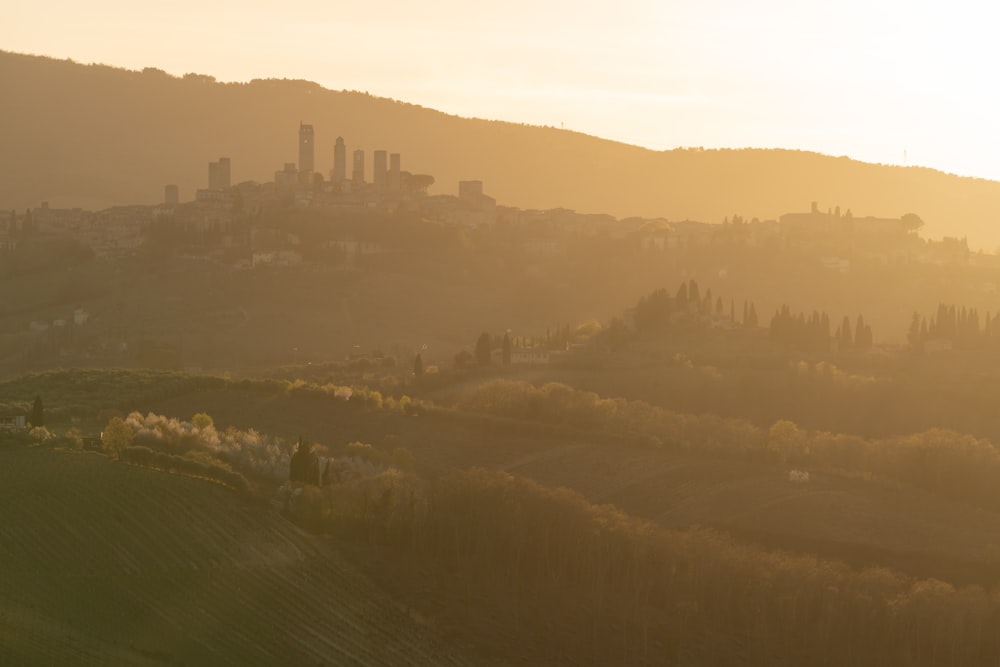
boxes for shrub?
[28,426,54,443]
[62,427,84,450]
[191,412,214,429]
[123,412,290,482]
[102,417,134,460]
[767,420,808,464]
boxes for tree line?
[454,379,1000,512]
[631,280,875,352]
[633,279,758,333]
[770,305,873,352]
[287,465,1000,666]
[908,303,1000,350]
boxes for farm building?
[511,348,552,365]
[0,415,27,431]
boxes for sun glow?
[6,0,1000,179]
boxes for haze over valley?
[5,6,1000,662]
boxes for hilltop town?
[1,121,995,379]
[0,121,974,267]
[8,50,1000,667]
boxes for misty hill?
[4,50,1000,248]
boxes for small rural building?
[511,348,551,365]
[0,415,27,431]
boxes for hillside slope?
[142,389,1000,585]
[0,445,485,666]
[4,51,1000,248]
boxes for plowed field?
[0,445,488,666]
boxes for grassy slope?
[0,445,488,666]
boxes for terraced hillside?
[0,445,488,666]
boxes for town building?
[208,157,231,191]
[352,149,365,184]
[275,162,298,186]
[332,136,346,183]
[30,202,92,234]
[459,180,484,201]
[0,414,26,431]
[388,153,401,192]
[164,184,179,206]
[373,150,387,191]
[298,123,315,175]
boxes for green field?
[0,445,488,665]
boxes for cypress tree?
[840,316,853,350]
[475,332,492,366]
[676,282,689,308]
[855,315,866,350]
[908,312,921,347]
[30,395,44,428]
[688,280,701,310]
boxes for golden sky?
[7,0,999,180]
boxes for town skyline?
[6,1,1000,183]
[7,50,1000,252]
[7,6,1000,663]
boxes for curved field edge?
[0,446,489,666]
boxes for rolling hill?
[0,444,487,665]
[4,51,1000,248]
[140,386,1000,586]
[10,364,1000,664]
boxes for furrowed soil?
[0,444,495,666]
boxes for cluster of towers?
[166,123,407,205]
[297,123,402,192]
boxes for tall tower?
[208,157,231,190]
[218,157,230,190]
[298,123,315,175]
[208,162,219,190]
[373,150,387,191]
[459,180,484,201]
[388,153,401,191]
[333,137,346,183]
[164,184,179,206]
[352,149,365,183]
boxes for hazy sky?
[8,0,1000,180]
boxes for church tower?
[298,122,315,175]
